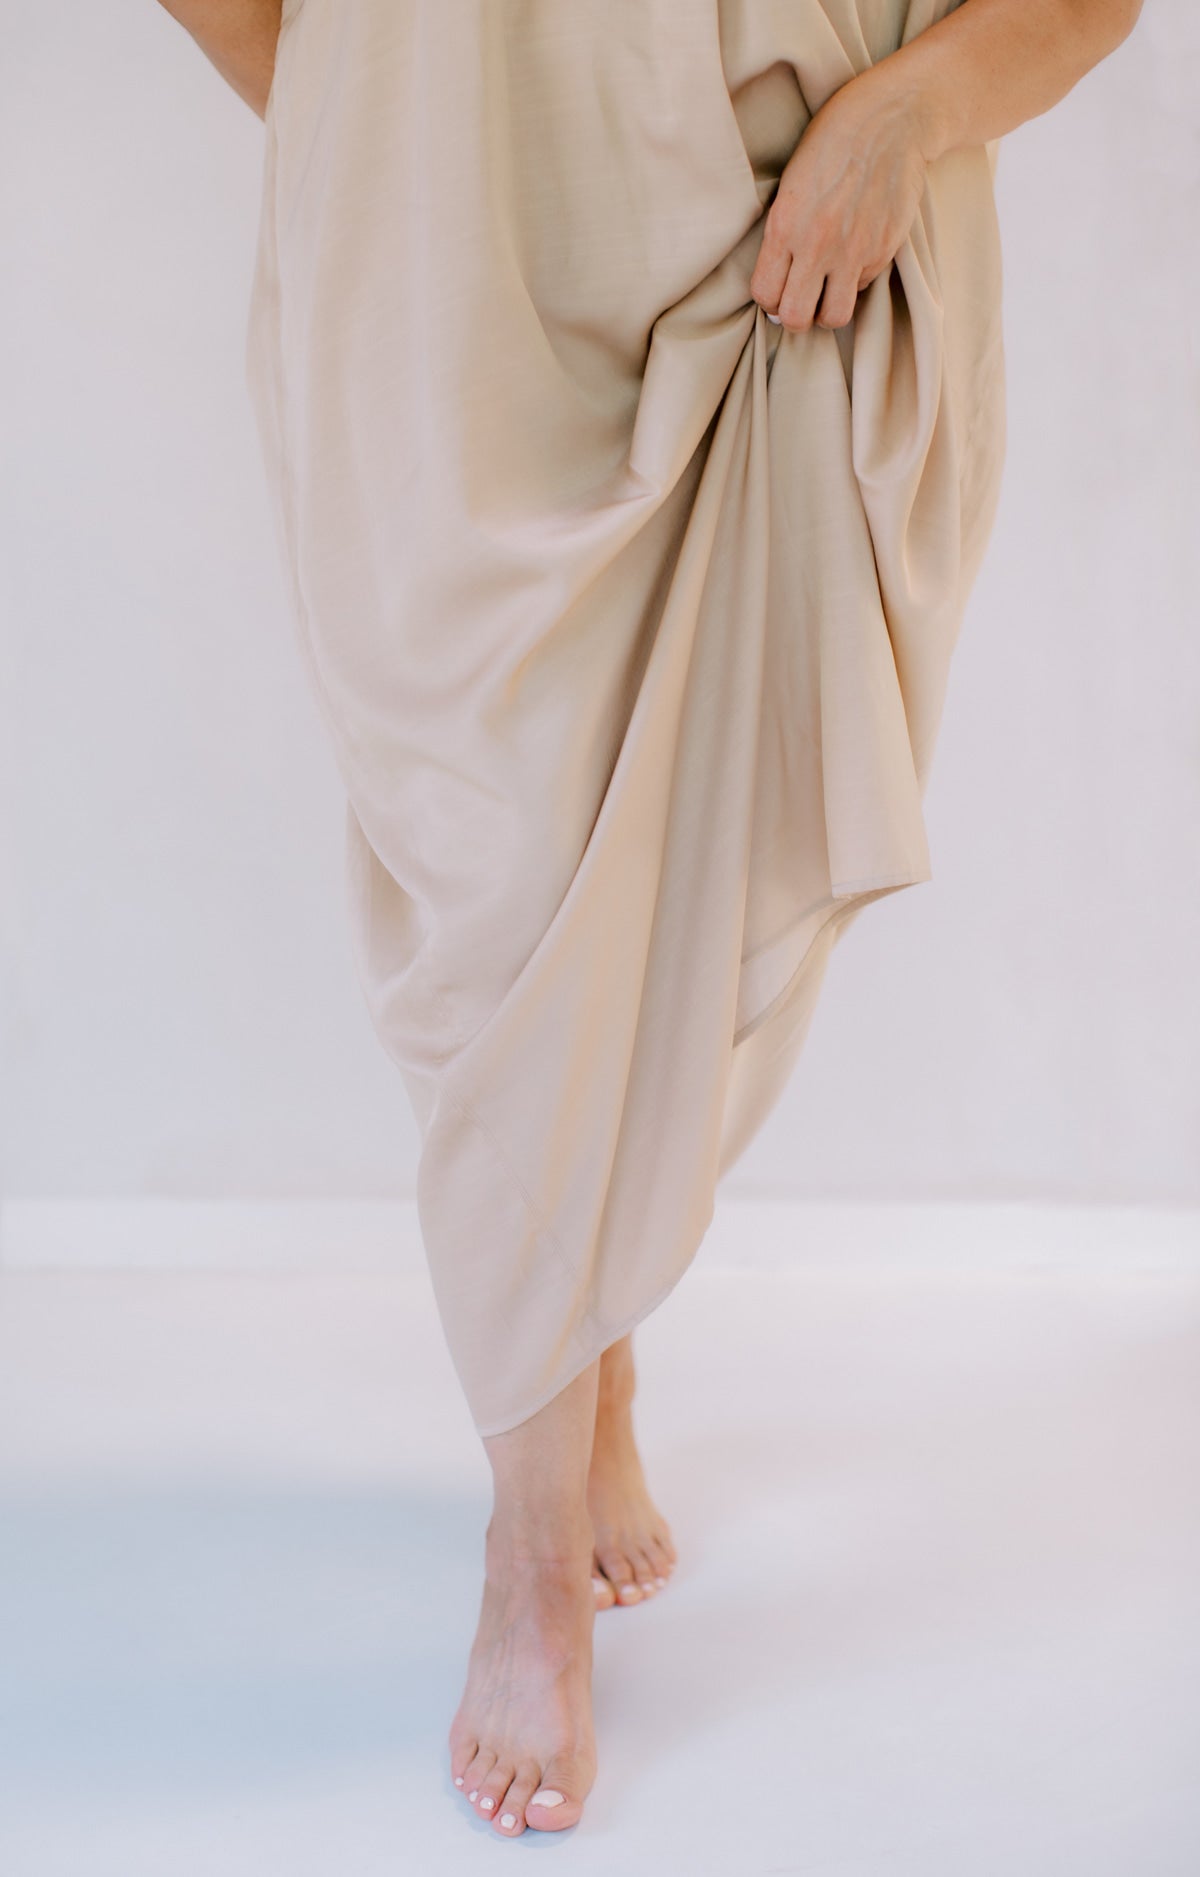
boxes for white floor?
[1,1203,1198,1875]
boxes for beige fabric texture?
[245,0,1007,1437]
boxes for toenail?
[530,1789,564,1808]
[468,1790,478,1802]
[655,1576,666,1586]
[454,1776,464,1787]
[500,1813,517,1829]
[480,1796,495,1810]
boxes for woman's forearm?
[867,0,1144,162]
[155,0,282,119]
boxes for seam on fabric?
[441,1087,718,1438]
[831,868,931,896]
[257,28,376,825]
[731,879,918,1050]
[737,874,923,974]
[472,1222,713,1440]
[444,1092,590,1296]
[959,327,1006,464]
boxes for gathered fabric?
[245,0,1006,1435]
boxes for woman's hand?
[750,0,1145,333]
[749,73,939,333]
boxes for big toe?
[525,1764,587,1833]
[591,1570,618,1610]
[594,1543,651,1604]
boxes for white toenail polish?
[655,1576,666,1586]
[480,1797,494,1810]
[468,1790,478,1802]
[530,1789,565,1807]
[500,1813,517,1829]
[455,1776,464,1786]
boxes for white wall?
[2,3,1197,1206]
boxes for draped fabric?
[245,0,1006,1435]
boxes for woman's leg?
[588,1334,678,1609]
[449,1356,602,1835]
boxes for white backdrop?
[2,2,1197,1207]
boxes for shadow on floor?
[0,1483,486,1800]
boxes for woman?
[159,0,1141,1837]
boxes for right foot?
[448,1520,598,1836]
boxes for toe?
[630,1546,661,1595]
[463,1746,496,1807]
[476,1760,515,1820]
[526,1759,588,1832]
[591,1570,618,1610]
[450,1737,477,1790]
[646,1535,674,1581]
[493,1762,541,1836]
[595,1544,642,1603]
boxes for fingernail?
[530,1789,564,1808]
[500,1813,517,1829]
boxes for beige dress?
[245,0,1006,1436]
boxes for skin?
[749,0,1145,333]
[154,0,1144,1835]
[448,1333,676,1836]
[156,0,281,117]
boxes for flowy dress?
[244,0,1007,1436]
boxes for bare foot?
[449,1403,600,1839]
[588,1335,678,1610]
[449,1516,597,1835]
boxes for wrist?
[850,46,960,167]
[912,83,958,166]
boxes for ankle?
[597,1341,636,1415]
[485,1500,594,1570]
[600,1366,638,1419]
[595,1377,635,1421]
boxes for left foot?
[449,1519,598,1834]
[587,1337,677,1610]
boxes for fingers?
[748,216,792,323]
[749,178,897,333]
[755,251,865,334]
[812,270,862,330]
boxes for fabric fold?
[245,0,1006,1435]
